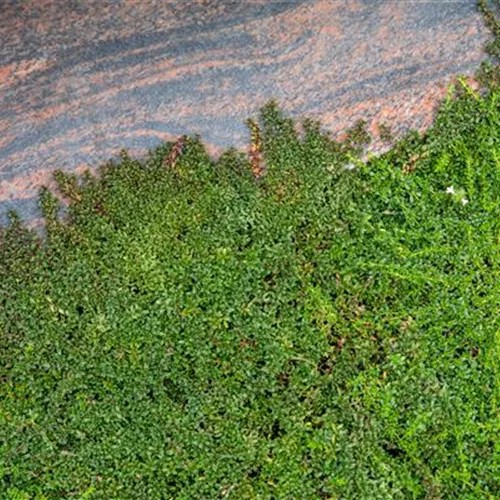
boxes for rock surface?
[0,0,489,223]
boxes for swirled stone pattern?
[0,0,488,224]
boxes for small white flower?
[446,186,455,195]
[343,163,356,171]
[460,198,469,205]
[327,165,336,173]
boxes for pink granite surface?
[0,0,489,223]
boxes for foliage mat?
[1,86,499,499]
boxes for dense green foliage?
[1,83,499,498]
[478,0,500,89]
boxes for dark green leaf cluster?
[1,93,499,499]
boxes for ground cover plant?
[1,88,498,499]
[2,5,500,500]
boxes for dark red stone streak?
[0,0,489,223]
